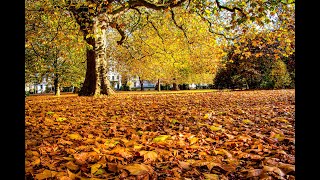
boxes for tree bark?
[157,79,161,91]
[78,18,114,96]
[78,36,99,96]
[172,82,180,91]
[54,74,60,96]
[139,77,144,91]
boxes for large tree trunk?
[79,18,114,96]
[78,36,99,96]
[54,74,60,96]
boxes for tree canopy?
[25,0,295,95]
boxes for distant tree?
[214,31,294,89]
[26,0,86,96]
[269,60,292,88]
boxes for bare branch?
[128,8,142,34]
[129,0,188,10]
[215,0,246,17]
[115,23,126,45]
[169,9,191,44]
[147,17,164,43]
[196,11,240,40]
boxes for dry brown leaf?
[139,151,158,161]
[64,161,79,171]
[263,165,286,177]
[35,169,57,180]
[179,161,191,170]
[124,163,153,175]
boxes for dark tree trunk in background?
[155,79,161,91]
[54,74,60,96]
[172,82,180,91]
[139,77,144,91]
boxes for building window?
[112,76,114,81]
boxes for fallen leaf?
[46,111,54,115]
[139,151,158,161]
[68,133,82,140]
[58,176,73,180]
[242,119,253,124]
[67,169,80,179]
[179,161,191,170]
[263,165,286,177]
[153,135,171,142]
[107,163,121,173]
[209,126,222,131]
[273,133,285,141]
[244,169,263,178]
[31,158,40,166]
[189,137,199,145]
[91,163,102,174]
[56,117,67,122]
[124,163,153,175]
[35,169,56,180]
[278,163,295,174]
[203,173,219,180]
[133,144,143,150]
[65,161,79,171]
[73,152,89,165]
[104,139,120,148]
[110,147,132,158]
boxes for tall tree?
[26,0,86,96]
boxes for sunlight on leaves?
[153,135,171,142]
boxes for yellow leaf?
[273,117,289,123]
[134,144,143,150]
[104,139,120,148]
[91,163,102,174]
[274,134,285,141]
[205,9,211,14]
[209,126,221,131]
[56,117,67,122]
[46,111,54,115]
[92,147,101,153]
[68,133,82,140]
[203,173,219,180]
[204,113,210,119]
[189,137,198,145]
[153,135,171,142]
[190,144,200,149]
[242,119,253,124]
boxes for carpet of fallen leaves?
[25,89,295,180]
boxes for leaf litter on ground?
[25,89,295,179]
